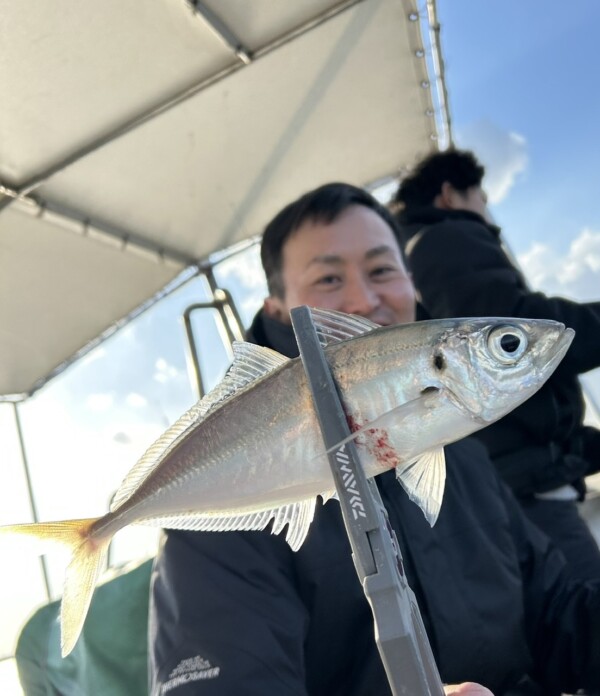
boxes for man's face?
[264,205,416,326]
[442,184,493,223]
[456,185,490,220]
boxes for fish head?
[433,318,574,423]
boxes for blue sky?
[437,1,600,414]
[439,0,600,258]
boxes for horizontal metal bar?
[2,186,198,267]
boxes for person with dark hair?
[149,183,600,696]
[394,148,600,581]
[395,150,486,212]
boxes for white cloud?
[85,393,114,411]
[79,346,107,366]
[125,392,148,408]
[456,120,528,204]
[215,247,268,322]
[518,229,600,428]
[517,228,600,300]
[153,358,179,384]
[217,246,267,292]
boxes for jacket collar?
[246,309,299,359]
[396,205,501,241]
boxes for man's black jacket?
[396,206,600,497]
[148,311,600,696]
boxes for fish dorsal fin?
[138,497,317,552]
[228,341,290,383]
[309,308,380,347]
[110,342,289,512]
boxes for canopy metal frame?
[0,0,364,213]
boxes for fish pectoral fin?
[395,448,446,527]
[140,498,317,552]
[309,393,439,463]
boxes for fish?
[0,308,574,656]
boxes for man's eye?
[315,275,341,286]
[370,266,396,278]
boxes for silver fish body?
[0,309,574,655]
[105,313,572,529]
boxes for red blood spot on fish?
[346,414,361,433]
[345,413,398,470]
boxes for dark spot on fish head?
[433,352,445,371]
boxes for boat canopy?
[0,0,450,398]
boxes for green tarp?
[15,559,152,696]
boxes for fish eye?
[487,326,528,364]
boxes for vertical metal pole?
[183,267,248,400]
[13,403,52,601]
[183,307,207,399]
[204,267,246,342]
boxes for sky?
[436,0,600,412]
[1,1,600,693]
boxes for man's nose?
[342,279,381,316]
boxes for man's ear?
[263,296,287,322]
[436,181,456,209]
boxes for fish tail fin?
[62,525,110,656]
[0,518,109,656]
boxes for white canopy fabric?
[0,0,449,398]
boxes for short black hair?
[261,182,400,298]
[394,149,485,209]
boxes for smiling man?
[149,183,600,696]
[262,202,415,326]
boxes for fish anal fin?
[395,448,446,527]
[140,498,317,552]
[320,489,338,504]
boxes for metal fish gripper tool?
[291,305,445,696]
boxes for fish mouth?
[546,326,575,371]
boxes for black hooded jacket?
[148,310,600,696]
[396,206,600,497]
